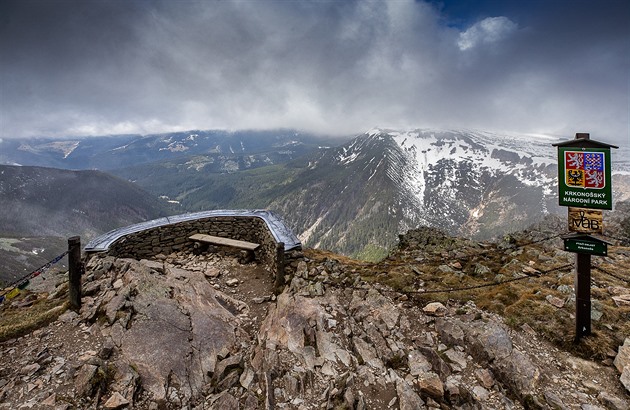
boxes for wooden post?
[274,242,285,294]
[68,236,82,311]
[553,132,618,343]
[574,253,591,342]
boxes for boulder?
[435,318,464,346]
[396,378,426,410]
[103,392,129,409]
[614,338,630,392]
[462,320,513,363]
[423,302,447,317]
[416,372,444,400]
[408,350,432,376]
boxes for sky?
[0,0,628,146]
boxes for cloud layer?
[0,0,628,144]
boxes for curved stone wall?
[84,210,303,278]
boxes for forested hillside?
[0,165,172,285]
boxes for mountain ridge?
[0,164,172,285]
[107,128,629,260]
[3,128,628,262]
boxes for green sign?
[564,238,607,256]
[557,147,612,210]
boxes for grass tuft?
[0,293,68,342]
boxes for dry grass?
[0,292,68,342]
[321,240,630,361]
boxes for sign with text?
[568,207,603,234]
[558,147,612,209]
[564,237,607,256]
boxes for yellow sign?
[5,288,20,299]
[568,207,603,234]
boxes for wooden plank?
[568,207,603,234]
[189,234,260,251]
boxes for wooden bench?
[189,234,260,263]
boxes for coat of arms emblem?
[565,151,605,189]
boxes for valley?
[0,127,628,408]
[1,127,628,276]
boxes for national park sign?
[556,145,613,210]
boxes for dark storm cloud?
[0,0,628,145]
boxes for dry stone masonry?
[84,210,304,282]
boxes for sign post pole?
[575,253,591,338]
[553,133,617,343]
[68,236,82,312]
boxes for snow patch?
[300,214,327,244]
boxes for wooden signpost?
[553,133,617,342]
[568,207,603,234]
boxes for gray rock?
[597,391,629,410]
[614,338,630,393]
[212,392,239,409]
[408,350,432,376]
[213,354,243,384]
[118,264,244,405]
[494,349,540,394]
[365,323,393,361]
[108,361,140,406]
[438,265,454,273]
[396,378,426,410]
[472,385,489,401]
[364,288,400,329]
[103,392,129,409]
[82,280,102,296]
[474,264,492,276]
[99,339,115,360]
[463,320,513,363]
[105,291,128,325]
[435,318,465,346]
[444,377,462,404]
[621,371,630,395]
[20,363,40,377]
[546,295,565,308]
[74,364,98,397]
[444,349,467,371]
[216,369,241,391]
[475,368,494,389]
[353,337,384,370]
[139,259,164,274]
[417,346,451,380]
[57,310,78,323]
[240,367,255,390]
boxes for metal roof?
[552,133,619,149]
[84,209,302,252]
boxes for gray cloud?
[0,0,628,145]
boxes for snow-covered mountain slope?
[5,127,623,260]
[380,129,560,236]
[270,129,627,258]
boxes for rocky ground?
[0,228,629,410]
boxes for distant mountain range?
[1,128,628,261]
[110,129,630,259]
[0,165,170,238]
[0,164,174,285]
[0,129,340,170]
